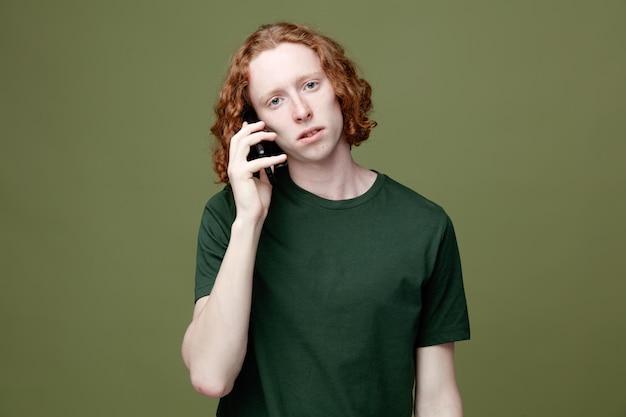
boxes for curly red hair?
[210,22,377,184]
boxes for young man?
[182,22,470,417]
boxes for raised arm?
[181,121,287,398]
[414,343,463,417]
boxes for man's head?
[211,22,376,184]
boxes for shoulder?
[204,186,235,212]
[379,174,449,224]
[199,186,237,228]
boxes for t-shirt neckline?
[275,166,386,210]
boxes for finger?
[230,130,275,163]
[238,120,265,136]
[246,154,287,174]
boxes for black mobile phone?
[242,107,284,186]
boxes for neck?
[287,144,377,201]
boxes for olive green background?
[1,1,624,416]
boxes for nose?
[292,96,312,122]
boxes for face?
[247,42,346,166]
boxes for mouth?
[298,127,323,141]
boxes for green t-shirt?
[195,167,470,417]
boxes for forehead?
[248,43,323,95]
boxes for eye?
[269,97,281,107]
[304,81,318,90]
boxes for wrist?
[231,214,265,237]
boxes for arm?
[414,343,463,417]
[181,121,287,398]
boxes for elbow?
[181,323,244,398]
[190,371,234,398]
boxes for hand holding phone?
[242,108,284,186]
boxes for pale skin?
[181,42,463,416]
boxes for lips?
[298,127,323,140]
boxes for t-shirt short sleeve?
[416,215,470,347]
[194,187,236,302]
